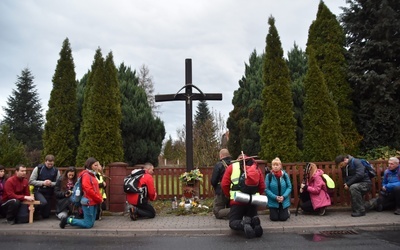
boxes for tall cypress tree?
[2,68,44,152]
[43,38,78,166]
[341,0,400,151]
[76,49,124,166]
[259,16,300,162]
[227,50,263,158]
[303,50,343,161]
[307,1,361,155]
[286,43,308,151]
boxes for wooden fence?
[4,160,388,212]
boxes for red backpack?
[237,156,261,194]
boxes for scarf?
[273,170,283,178]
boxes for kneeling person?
[126,163,157,220]
[221,154,265,239]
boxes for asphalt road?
[3,229,400,250]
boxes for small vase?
[183,185,194,198]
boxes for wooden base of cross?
[22,198,41,224]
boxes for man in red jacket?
[221,155,266,239]
[1,164,35,224]
[127,163,157,220]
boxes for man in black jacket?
[211,148,232,219]
[335,155,372,217]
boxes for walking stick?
[295,163,310,216]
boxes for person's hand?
[43,180,52,186]
[300,183,305,189]
[65,190,72,197]
[24,196,34,201]
[344,183,349,190]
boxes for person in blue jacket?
[265,157,292,221]
[376,157,400,214]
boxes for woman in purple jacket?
[300,163,331,215]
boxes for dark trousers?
[34,191,52,218]
[1,199,29,223]
[300,200,316,213]
[228,204,258,231]
[269,206,290,221]
[136,203,156,218]
[380,186,400,210]
[213,194,230,219]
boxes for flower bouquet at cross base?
[179,168,203,185]
[179,168,203,198]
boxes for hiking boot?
[394,208,400,215]
[376,198,383,212]
[130,206,138,221]
[6,220,15,225]
[351,211,365,217]
[243,216,255,239]
[59,216,68,229]
[251,216,263,237]
[318,207,326,216]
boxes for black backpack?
[123,169,145,194]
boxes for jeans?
[34,191,52,218]
[69,205,97,228]
[349,182,371,213]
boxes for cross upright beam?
[155,59,222,171]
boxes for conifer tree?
[286,43,308,150]
[42,38,78,166]
[119,64,165,166]
[341,0,400,151]
[0,124,28,166]
[138,64,159,116]
[2,68,44,151]
[76,49,124,166]
[307,1,361,154]
[193,100,218,166]
[227,50,263,158]
[259,16,300,162]
[303,50,343,161]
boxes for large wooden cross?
[155,59,222,171]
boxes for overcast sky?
[0,0,344,141]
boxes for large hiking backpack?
[123,169,145,194]
[237,157,260,195]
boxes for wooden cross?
[155,59,222,171]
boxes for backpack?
[321,174,335,197]
[123,169,145,194]
[70,172,92,206]
[354,159,376,179]
[234,158,260,195]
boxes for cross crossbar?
[155,59,223,171]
